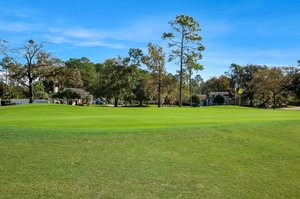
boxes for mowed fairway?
[0,105,299,198]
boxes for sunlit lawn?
[0,104,299,198]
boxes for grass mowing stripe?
[0,104,299,198]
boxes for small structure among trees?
[52,88,92,105]
[206,91,230,106]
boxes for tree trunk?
[158,77,161,108]
[189,70,192,107]
[272,92,276,109]
[4,68,8,95]
[249,98,253,107]
[28,79,33,104]
[114,97,118,107]
[129,98,132,107]
[179,28,184,107]
[139,100,143,107]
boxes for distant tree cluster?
[202,64,300,109]
[0,15,206,107]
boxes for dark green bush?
[214,95,225,105]
[191,95,200,107]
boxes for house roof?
[64,88,92,98]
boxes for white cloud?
[75,41,126,49]
[0,7,37,20]
[60,29,104,39]
[36,17,167,49]
[43,35,73,44]
[0,21,42,32]
[47,17,167,42]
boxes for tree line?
[0,15,205,107]
[1,14,299,108]
[0,42,204,107]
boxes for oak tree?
[142,43,166,107]
[0,40,52,103]
[252,67,289,109]
[226,64,266,106]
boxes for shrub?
[191,95,200,107]
[0,99,15,106]
[214,95,225,105]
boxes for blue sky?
[1,0,300,80]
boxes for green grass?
[0,104,299,198]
